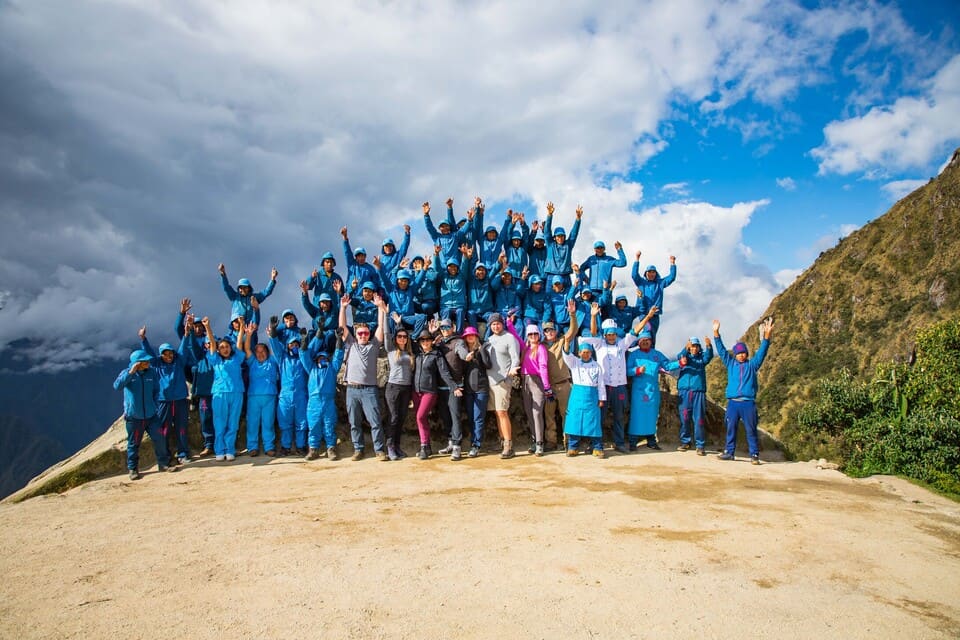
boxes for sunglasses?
[356,330,370,336]
[395,334,409,339]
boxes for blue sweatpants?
[678,390,707,448]
[196,395,214,450]
[278,391,308,449]
[605,385,627,447]
[307,394,338,449]
[724,399,759,456]
[125,416,169,470]
[246,394,277,452]
[212,392,244,456]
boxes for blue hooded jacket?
[433,254,470,310]
[466,260,501,314]
[580,247,627,291]
[504,223,530,276]
[380,269,419,317]
[668,343,714,392]
[379,231,411,276]
[114,358,160,420]
[526,230,547,278]
[300,337,346,397]
[306,256,344,311]
[631,262,677,315]
[714,334,769,400]
[424,206,471,263]
[492,271,526,315]
[604,295,639,333]
[140,337,192,401]
[475,209,511,266]
[269,336,308,399]
[522,276,549,322]
[545,277,577,325]
[221,273,276,324]
[543,214,581,276]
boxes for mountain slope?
[712,149,960,445]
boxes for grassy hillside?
[708,149,960,450]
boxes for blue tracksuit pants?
[278,392,308,449]
[724,399,759,456]
[678,390,706,448]
[212,391,244,456]
[125,416,169,470]
[246,394,277,452]
[307,395,338,449]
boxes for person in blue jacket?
[474,199,510,266]
[580,240,627,297]
[504,213,530,276]
[543,202,583,289]
[526,222,547,279]
[605,293,640,334]
[492,259,526,319]
[667,336,714,455]
[545,275,578,334]
[218,262,277,325]
[113,349,178,479]
[625,330,674,450]
[423,199,471,264]
[347,280,381,336]
[270,308,303,347]
[305,252,344,313]
[299,281,338,353]
[631,252,677,342]
[381,265,427,339]
[713,317,774,464]
[201,316,245,461]
[241,323,279,457]
[268,321,310,457]
[139,325,193,465]
[340,226,381,293]
[300,329,345,461]
[464,259,499,332]
[410,255,439,317]
[177,309,215,457]
[431,244,470,332]
[378,224,411,278]
[521,272,548,327]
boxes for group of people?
[114,198,775,480]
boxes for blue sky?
[0,0,958,371]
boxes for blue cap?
[397,269,412,280]
[129,349,152,364]
[501,270,514,279]
[382,238,395,247]
[158,343,175,354]
[361,281,376,291]
[534,231,546,241]
[615,295,627,303]
[529,275,543,285]
[318,293,332,302]
[237,278,251,287]
[638,330,653,340]
[474,262,488,271]
[321,251,336,265]
[438,219,451,228]
[594,240,605,249]
[354,247,367,256]
[550,276,565,287]
[286,334,301,345]
[485,225,498,235]
[553,227,566,237]
[445,258,459,268]
[510,230,523,240]
[645,264,658,273]
[578,342,595,355]
[230,312,243,322]
[689,337,701,346]
[281,309,296,319]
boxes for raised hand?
[372,255,382,269]
[422,202,430,215]
[180,298,191,314]
[201,316,211,328]
[571,263,579,274]
[575,205,583,219]
[590,301,600,316]
[218,263,226,276]
[614,241,623,250]
[669,255,676,265]
[475,196,482,208]
[635,250,642,260]
[566,298,576,314]
[271,267,279,280]
[245,323,256,336]
[332,279,343,294]
[340,226,348,239]
[340,293,351,306]
[445,197,454,208]
[138,326,147,340]
[712,319,721,335]
[546,202,554,215]
[762,316,775,339]
[300,280,309,295]
[400,257,410,268]
[434,244,441,256]
[403,224,411,234]
[704,337,712,348]
[312,268,319,279]
[531,220,540,232]
[250,297,260,310]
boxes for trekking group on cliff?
[114,198,775,480]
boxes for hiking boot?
[304,448,321,461]
[628,444,638,452]
[646,441,662,451]
[387,445,400,461]
[290,446,302,457]
[614,444,629,454]
[527,442,537,454]
[593,448,606,459]
[718,452,735,461]
[351,449,364,461]
[376,451,389,461]
[417,445,430,460]
[278,447,290,457]
[128,469,141,481]
[265,450,276,457]
[395,446,409,459]
[197,447,214,458]
[500,440,515,459]
[677,443,690,452]
[248,449,260,457]
[751,455,761,465]
[438,440,455,455]
[158,464,179,473]
[534,442,544,457]
[696,447,706,456]
[566,449,579,457]
[468,445,480,458]
[451,445,462,461]
[327,446,340,461]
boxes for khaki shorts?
[487,379,513,411]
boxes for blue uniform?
[580,247,627,293]
[270,335,309,451]
[715,334,770,457]
[475,211,511,266]
[625,348,672,442]
[245,350,279,453]
[543,215,581,284]
[503,223,530,276]
[300,294,338,353]
[141,337,192,459]
[526,231,547,279]
[300,337,346,450]
[220,273,276,325]
[631,262,676,338]
[379,231,411,277]
[667,344,714,448]
[381,269,426,338]
[411,262,439,316]
[342,238,381,292]
[433,254,470,331]
[206,347,245,457]
[424,206,471,264]
[305,258,344,311]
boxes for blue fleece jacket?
[526,231,547,278]
[504,223,530,276]
[221,273,275,323]
[522,281,549,323]
[299,337,345,397]
[714,334,769,400]
[141,337,192,401]
[380,270,419,317]
[379,231,410,276]
[543,215,581,276]
[306,267,344,310]
[425,206,471,264]
[114,366,160,420]
[245,351,280,396]
[269,336,308,399]
[631,262,676,315]
[670,345,714,392]
[433,254,470,310]
[475,210,511,266]
[580,248,627,291]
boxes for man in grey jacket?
[340,292,388,461]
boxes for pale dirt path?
[1,448,959,640]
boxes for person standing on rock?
[713,317,774,465]
[340,291,389,461]
[113,349,178,480]
[669,336,714,456]
[460,326,492,458]
[542,299,579,451]
[412,328,463,460]
[435,318,469,460]
[562,341,606,458]
[241,323,279,458]
[138,325,194,465]
[300,327,346,461]
[631,253,676,344]
[485,313,520,459]
[383,324,415,460]
[218,263,278,335]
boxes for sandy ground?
[1,444,959,640]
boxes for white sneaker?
[225,454,236,461]
[215,454,226,461]
[177,456,189,465]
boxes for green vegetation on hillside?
[711,149,960,440]
[784,318,960,498]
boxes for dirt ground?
[1,444,959,640]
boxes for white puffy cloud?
[881,178,927,201]
[812,54,960,176]
[776,177,797,191]
[0,0,944,369]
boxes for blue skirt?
[564,384,601,438]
